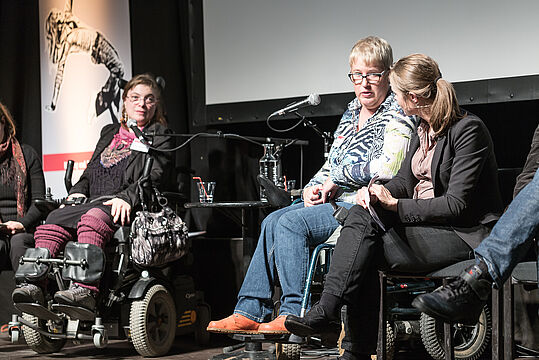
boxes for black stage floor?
[0,331,434,360]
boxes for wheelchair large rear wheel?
[130,284,177,357]
[22,313,66,354]
[419,304,491,360]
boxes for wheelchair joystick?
[64,160,74,192]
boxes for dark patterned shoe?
[412,264,492,325]
[284,302,341,337]
[54,285,96,310]
[12,284,44,304]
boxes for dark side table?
[184,201,272,274]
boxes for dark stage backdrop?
[0,1,42,152]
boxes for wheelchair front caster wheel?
[10,328,20,343]
[93,332,108,348]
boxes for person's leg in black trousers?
[285,205,472,359]
[285,205,382,359]
[0,237,9,271]
[10,233,35,272]
[340,265,381,356]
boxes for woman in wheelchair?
[12,73,172,310]
[0,102,45,272]
[285,54,504,359]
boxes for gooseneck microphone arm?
[126,119,149,144]
[294,112,333,160]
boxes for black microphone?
[156,76,166,90]
[126,119,149,145]
[269,94,321,118]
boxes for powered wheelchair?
[8,158,210,357]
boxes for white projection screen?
[203,0,539,106]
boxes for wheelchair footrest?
[230,333,293,343]
[52,304,95,321]
[14,303,62,322]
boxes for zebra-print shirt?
[305,92,417,204]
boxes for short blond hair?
[349,36,393,70]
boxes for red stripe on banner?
[43,152,94,172]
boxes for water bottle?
[259,144,279,201]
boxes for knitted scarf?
[0,137,28,218]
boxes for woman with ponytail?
[285,54,503,360]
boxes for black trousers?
[325,205,473,354]
[0,232,35,272]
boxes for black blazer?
[384,113,503,249]
[69,122,172,208]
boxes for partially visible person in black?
[285,54,503,360]
[0,101,45,272]
[514,124,539,197]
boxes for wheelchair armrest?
[161,191,188,205]
[33,198,60,217]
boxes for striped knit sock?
[34,224,73,258]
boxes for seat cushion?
[427,259,477,278]
[512,261,538,283]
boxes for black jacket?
[15,144,45,230]
[514,124,539,197]
[384,113,503,248]
[69,122,172,208]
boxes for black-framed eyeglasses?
[347,70,387,85]
[126,94,158,106]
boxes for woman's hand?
[356,186,376,209]
[3,221,25,235]
[319,177,339,203]
[103,198,132,225]
[303,184,323,207]
[369,184,398,212]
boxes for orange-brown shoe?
[206,313,261,334]
[258,315,290,334]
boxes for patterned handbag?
[130,206,189,267]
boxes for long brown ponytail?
[390,54,463,135]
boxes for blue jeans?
[475,168,539,288]
[234,201,354,322]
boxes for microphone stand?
[143,131,309,147]
[141,130,309,191]
[294,112,333,160]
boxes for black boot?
[257,175,291,207]
[412,260,492,325]
[285,294,341,337]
